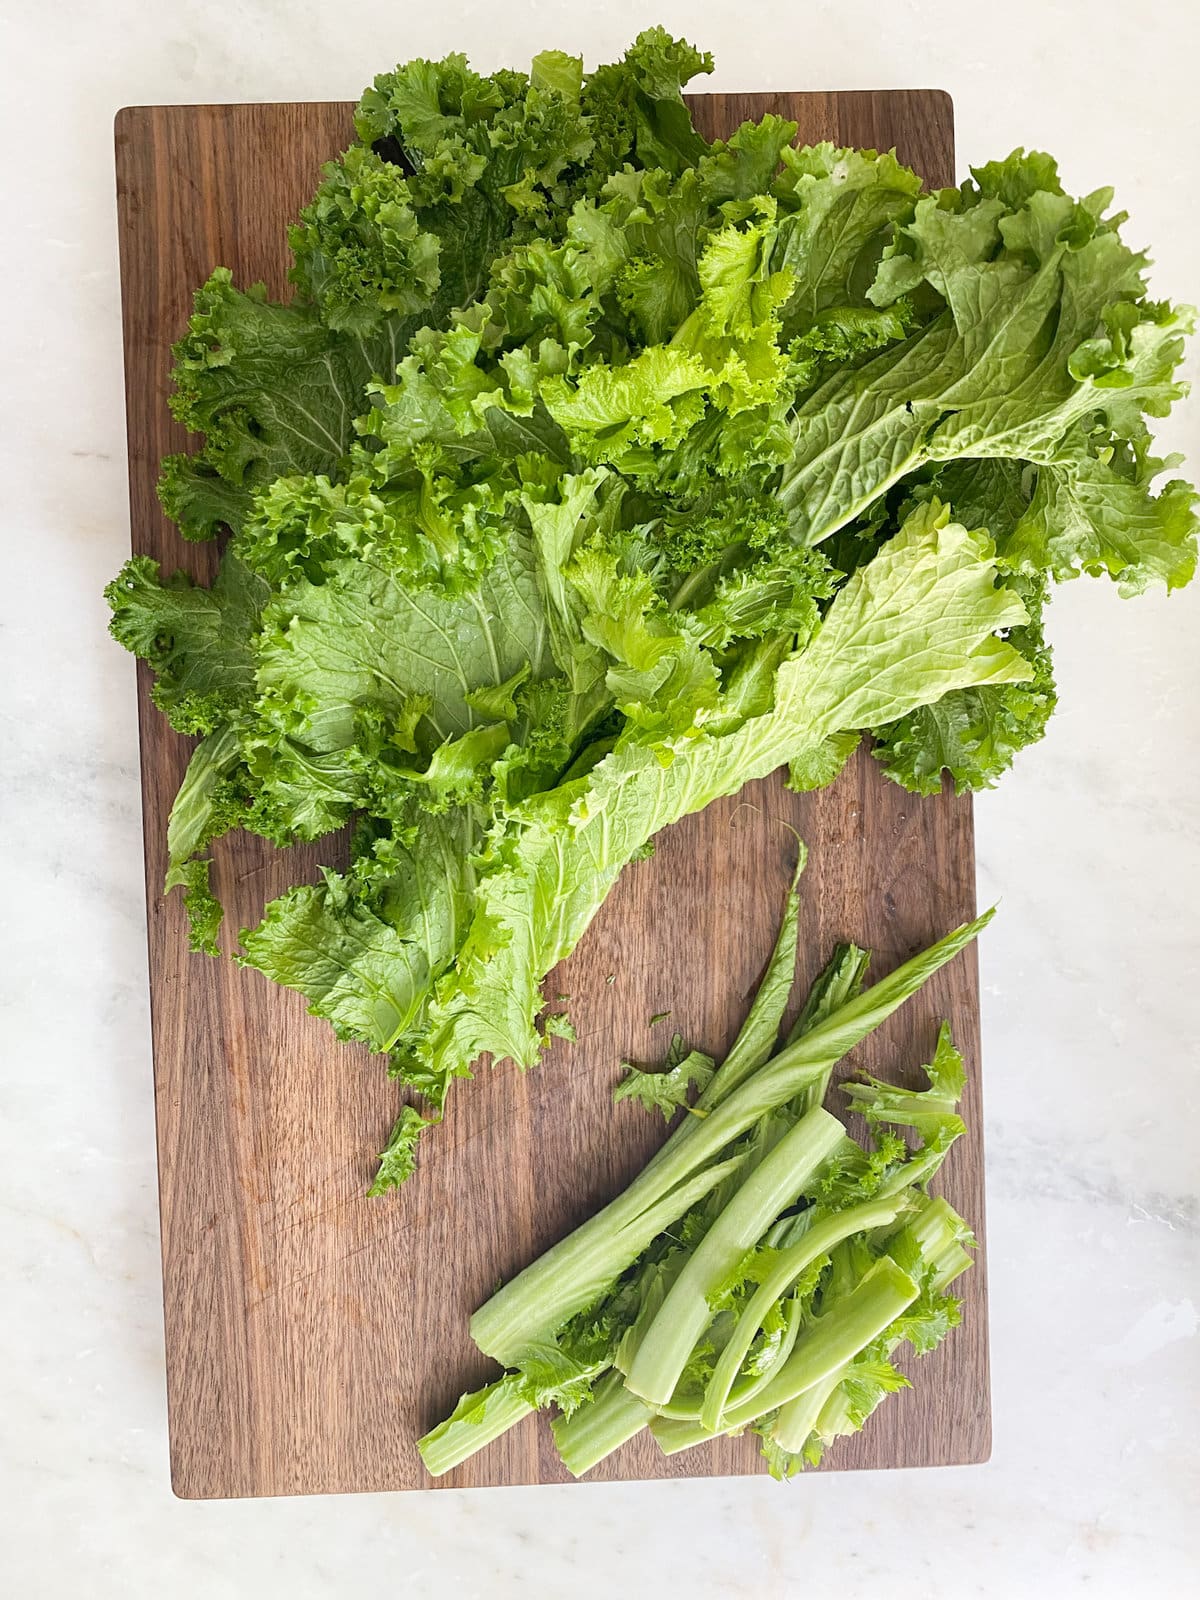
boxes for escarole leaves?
[106,31,1196,1186]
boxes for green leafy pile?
[106,30,1197,1187]
[419,869,983,1479]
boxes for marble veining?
[2,2,1198,1595]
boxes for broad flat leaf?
[239,872,433,1052]
[255,533,554,750]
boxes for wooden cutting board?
[114,87,985,1500]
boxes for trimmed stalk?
[471,909,990,1366]
[551,1372,655,1478]
[622,1107,846,1404]
[470,1153,746,1366]
[652,1256,920,1459]
[649,1412,729,1457]
[771,1367,845,1453]
[693,857,804,1113]
[699,1193,908,1431]
[698,1256,919,1433]
[652,1291,808,1422]
[418,1375,534,1478]
[768,1196,975,1458]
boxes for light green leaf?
[398,721,511,806]
[255,533,554,751]
[165,857,224,958]
[165,723,243,871]
[368,1105,431,1196]
[773,143,924,330]
[105,552,271,735]
[167,269,404,488]
[410,503,1029,1082]
[239,872,433,1052]
[780,170,1196,587]
[541,347,711,465]
[1009,448,1197,594]
[786,730,861,793]
[613,1036,716,1122]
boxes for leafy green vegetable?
[165,857,223,957]
[695,849,806,1112]
[367,1106,430,1198]
[468,899,989,1367]
[105,553,270,735]
[419,875,982,1478]
[240,871,435,1053]
[416,1375,535,1477]
[613,1035,715,1121]
[107,32,1197,1185]
[781,157,1195,570]
[403,501,1028,1111]
[842,1020,966,1136]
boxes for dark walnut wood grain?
[114,88,985,1500]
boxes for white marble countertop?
[3,1,1198,1594]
